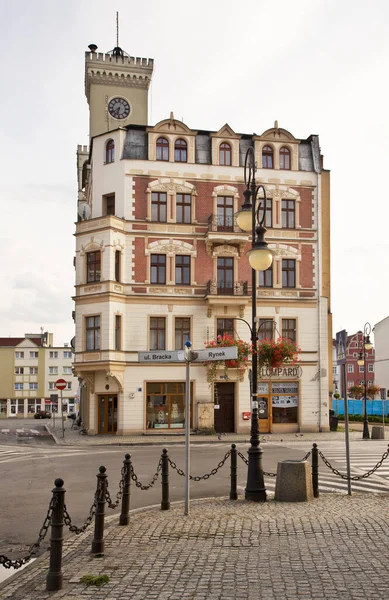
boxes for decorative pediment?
[147,178,197,195]
[146,239,196,255]
[259,121,297,142]
[211,123,240,139]
[16,339,40,348]
[212,244,239,258]
[212,184,239,197]
[150,112,196,136]
[80,236,105,255]
[275,244,301,260]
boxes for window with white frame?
[359,365,364,373]
[29,383,38,390]
[30,351,38,359]
[15,351,24,359]
[347,364,354,373]
[63,367,72,375]
[29,367,38,375]
[368,364,374,372]
[63,351,72,359]
[49,367,58,375]
[66,382,72,390]
[15,367,24,375]
[49,351,58,359]
[15,383,24,390]
[48,382,56,390]
[347,380,353,388]
[332,366,338,375]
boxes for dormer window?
[219,142,231,166]
[106,139,115,164]
[156,137,169,161]
[262,145,273,169]
[174,139,187,162]
[280,146,291,170]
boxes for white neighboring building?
[373,317,389,394]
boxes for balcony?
[205,215,250,254]
[206,280,248,296]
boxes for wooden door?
[214,383,235,433]
[98,395,118,434]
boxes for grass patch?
[79,574,110,587]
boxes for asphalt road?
[0,441,305,558]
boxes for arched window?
[219,142,232,166]
[105,139,115,164]
[280,146,291,170]
[156,137,169,161]
[174,138,187,162]
[262,145,273,169]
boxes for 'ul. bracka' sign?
[260,365,303,379]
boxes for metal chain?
[63,479,104,534]
[0,496,57,569]
[130,458,162,490]
[105,464,126,509]
[302,450,312,461]
[237,449,311,478]
[237,450,248,465]
[318,446,389,481]
[168,450,231,480]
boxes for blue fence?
[333,399,389,417]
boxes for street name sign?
[138,350,185,363]
[190,347,238,362]
[335,330,347,365]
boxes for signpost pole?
[184,341,192,516]
[343,362,352,495]
[61,389,65,439]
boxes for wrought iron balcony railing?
[206,280,248,296]
[207,214,242,233]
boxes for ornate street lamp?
[357,322,372,440]
[235,146,274,502]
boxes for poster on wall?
[272,395,298,407]
[272,382,298,394]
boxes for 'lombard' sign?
[260,365,303,379]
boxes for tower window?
[103,193,115,216]
[86,251,101,283]
[262,146,274,169]
[280,146,291,170]
[175,139,187,162]
[106,139,115,164]
[156,137,169,161]
[219,142,231,166]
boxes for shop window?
[156,137,169,161]
[146,382,192,430]
[258,319,274,341]
[262,145,274,169]
[86,315,100,351]
[282,199,295,228]
[115,315,121,350]
[175,318,191,350]
[151,192,167,222]
[219,142,232,166]
[282,259,296,288]
[216,318,234,338]
[105,139,115,164]
[150,317,166,351]
[280,146,291,170]
[272,381,298,424]
[175,255,190,285]
[259,266,273,288]
[150,254,166,284]
[174,139,187,162]
[176,193,192,223]
[282,319,296,342]
[86,251,101,283]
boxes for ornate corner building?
[74,42,332,435]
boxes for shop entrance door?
[98,395,118,434]
[258,396,270,433]
[214,383,235,433]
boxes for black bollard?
[312,443,319,498]
[119,454,132,526]
[161,448,170,510]
[91,466,107,556]
[46,478,65,591]
[229,444,238,500]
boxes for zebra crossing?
[265,441,389,494]
[0,445,123,465]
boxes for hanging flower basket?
[256,337,300,372]
[204,334,252,385]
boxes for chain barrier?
[237,449,311,477]
[168,450,231,481]
[105,464,126,509]
[130,458,162,490]
[63,479,104,534]
[318,446,389,481]
[302,450,312,461]
[0,496,57,569]
[237,450,248,465]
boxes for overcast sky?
[0,0,388,345]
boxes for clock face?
[108,97,131,120]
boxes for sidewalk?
[46,419,387,446]
[1,494,388,599]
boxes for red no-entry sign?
[55,379,67,390]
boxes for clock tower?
[85,43,154,139]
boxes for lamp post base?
[245,445,267,502]
[362,419,370,439]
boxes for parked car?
[34,410,52,419]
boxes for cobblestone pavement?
[1,494,388,600]
[46,420,381,447]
